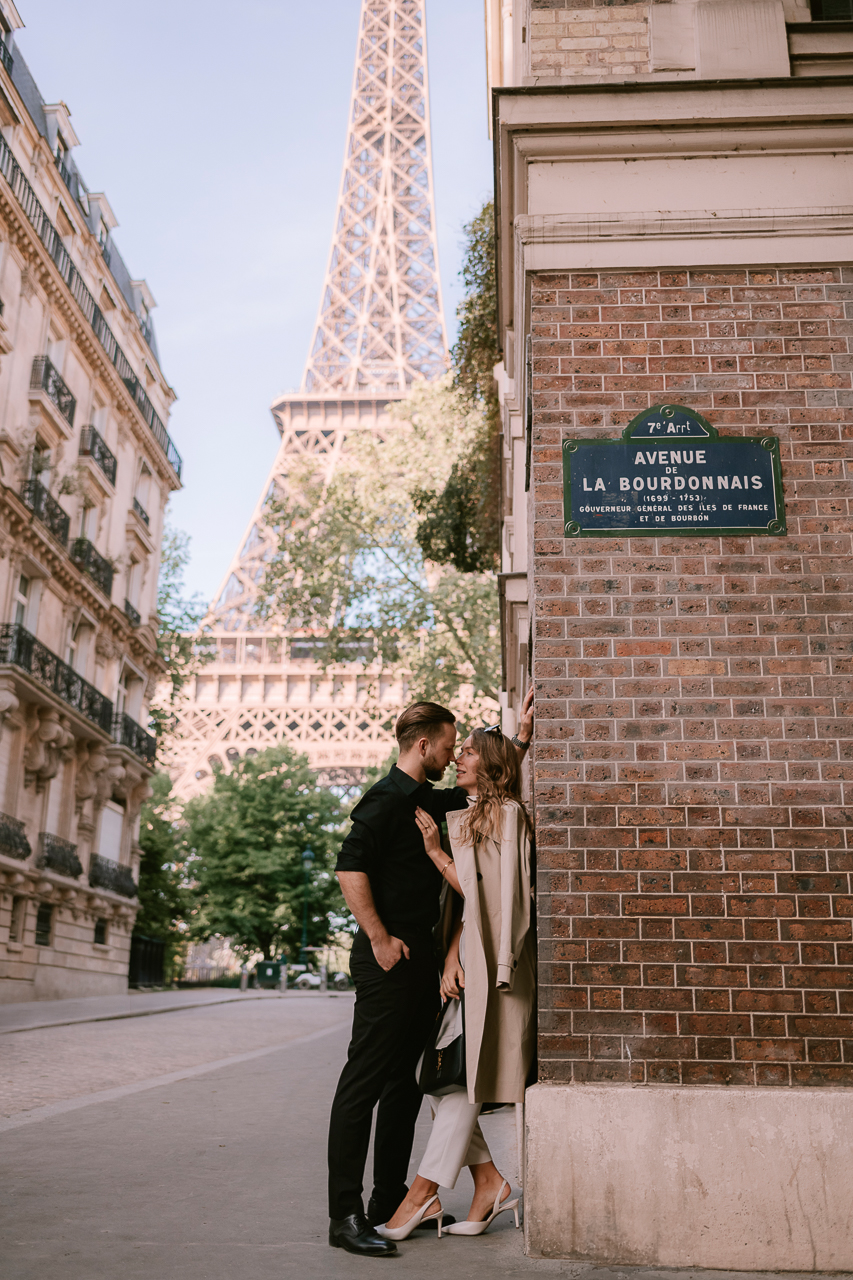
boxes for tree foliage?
[414,202,501,574]
[180,744,346,961]
[149,525,210,741]
[260,379,501,719]
[134,771,192,980]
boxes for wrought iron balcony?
[113,711,156,764]
[79,426,117,486]
[30,355,76,429]
[124,599,141,627]
[38,831,83,879]
[0,813,30,861]
[132,496,150,526]
[89,853,137,899]
[0,623,114,733]
[0,40,13,75]
[70,538,114,598]
[20,477,70,547]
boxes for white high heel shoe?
[375,1193,445,1241]
[444,1180,520,1236]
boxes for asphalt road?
[0,993,817,1280]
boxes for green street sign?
[562,404,786,539]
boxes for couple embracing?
[327,695,536,1257]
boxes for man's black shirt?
[336,766,467,942]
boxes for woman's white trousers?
[417,1086,491,1188]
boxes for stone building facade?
[0,3,181,1003]
[488,0,853,1269]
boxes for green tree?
[260,377,501,720]
[149,524,210,743]
[181,744,346,961]
[134,771,192,982]
[414,201,501,573]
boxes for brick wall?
[530,1,650,79]
[531,266,853,1086]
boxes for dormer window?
[98,220,109,249]
[55,134,67,163]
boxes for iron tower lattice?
[305,0,447,394]
[164,0,448,800]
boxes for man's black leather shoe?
[329,1213,398,1256]
[367,1195,455,1231]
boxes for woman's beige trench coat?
[444,801,536,1105]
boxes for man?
[327,693,534,1257]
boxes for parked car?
[288,968,350,991]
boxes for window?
[46,329,65,370]
[115,670,128,718]
[34,902,53,946]
[13,574,29,627]
[79,502,96,540]
[66,620,90,674]
[99,801,124,862]
[31,441,51,483]
[98,220,109,249]
[9,895,25,942]
[55,134,67,164]
[13,571,41,632]
[810,0,853,16]
[94,918,107,946]
[126,559,140,607]
[135,462,151,509]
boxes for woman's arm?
[496,803,530,989]
[414,807,463,897]
[441,917,465,1000]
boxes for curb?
[0,990,349,1035]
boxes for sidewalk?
[0,987,345,1034]
[0,997,807,1280]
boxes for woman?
[376,726,536,1240]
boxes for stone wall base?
[0,969,128,1003]
[524,1082,853,1270]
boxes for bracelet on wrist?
[511,733,531,751]
[440,859,454,878]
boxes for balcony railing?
[113,711,156,764]
[89,853,137,899]
[0,813,30,861]
[20,477,70,547]
[0,40,13,76]
[79,426,117,486]
[0,623,114,733]
[38,831,83,879]
[30,355,76,428]
[0,134,182,478]
[70,538,114,598]
[124,599,141,627]
[132,496,150,526]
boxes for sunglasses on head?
[481,723,502,735]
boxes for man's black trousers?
[327,929,439,1220]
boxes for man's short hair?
[395,702,456,751]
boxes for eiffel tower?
[166,0,448,799]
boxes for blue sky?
[16,1,494,601]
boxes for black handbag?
[418,995,466,1096]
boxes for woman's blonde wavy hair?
[460,727,533,842]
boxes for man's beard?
[423,755,446,783]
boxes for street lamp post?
[299,847,314,966]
